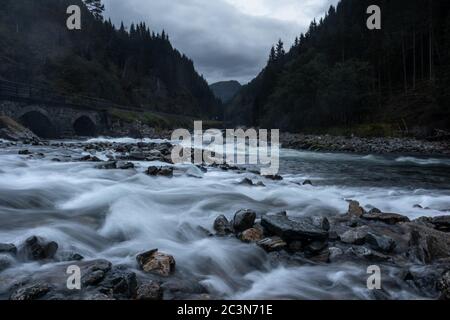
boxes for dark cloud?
[103,0,338,84]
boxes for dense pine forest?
[228,0,450,137]
[0,0,221,118]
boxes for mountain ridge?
[209,80,242,104]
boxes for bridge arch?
[18,108,57,139]
[73,114,97,137]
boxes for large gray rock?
[404,223,450,264]
[340,227,368,245]
[233,209,256,233]
[431,216,450,232]
[261,215,329,242]
[81,259,113,286]
[362,212,410,225]
[100,265,137,299]
[365,233,396,253]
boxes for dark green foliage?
[228,0,450,135]
[0,0,221,119]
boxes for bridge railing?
[0,79,143,113]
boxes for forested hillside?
[210,80,242,103]
[0,0,221,118]
[228,0,450,137]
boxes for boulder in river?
[79,155,102,162]
[239,228,264,243]
[348,201,365,217]
[136,249,176,277]
[310,216,330,231]
[340,227,369,245]
[117,161,135,170]
[100,265,137,299]
[9,282,51,301]
[365,232,396,253]
[0,254,14,272]
[362,211,410,225]
[81,259,113,286]
[136,281,163,300]
[431,216,450,232]
[261,215,329,242]
[146,166,173,177]
[0,243,17,255]
[18,149,31,155]
[233,209,257,233]
[404,222,450,264]
[257,237,287,252]
[213,215,233,236]
[18,236,58,261]
[97,161,117,170]
[345,246,391,262]
[262,174,283,181]
[238,178,265,187]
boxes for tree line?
[0,0,221,118]
[228,0,450,137]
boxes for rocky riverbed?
[0,137,449,300]
[280,133,450,156]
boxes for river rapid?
[0,137,449,300]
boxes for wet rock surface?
[146,166,174,177]
[136,281,163,300]
[213,215,233,236]
[136,249,176,277]
[233,209,257,233]
[18,236,58,261]
[261,215,329,242]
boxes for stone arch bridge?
[0,80,143,138]
[0,100,107,138]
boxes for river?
[0,137,449,299]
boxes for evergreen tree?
[275,39,285,60]
[269,46,276,63]
[83,0,105,20]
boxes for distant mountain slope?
[0,0,220,118]
[228,0,450,136]
[210,80,242,103]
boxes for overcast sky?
[103,0,339,84]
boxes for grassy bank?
[109,109,223,131]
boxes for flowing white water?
[0,138,449,299]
